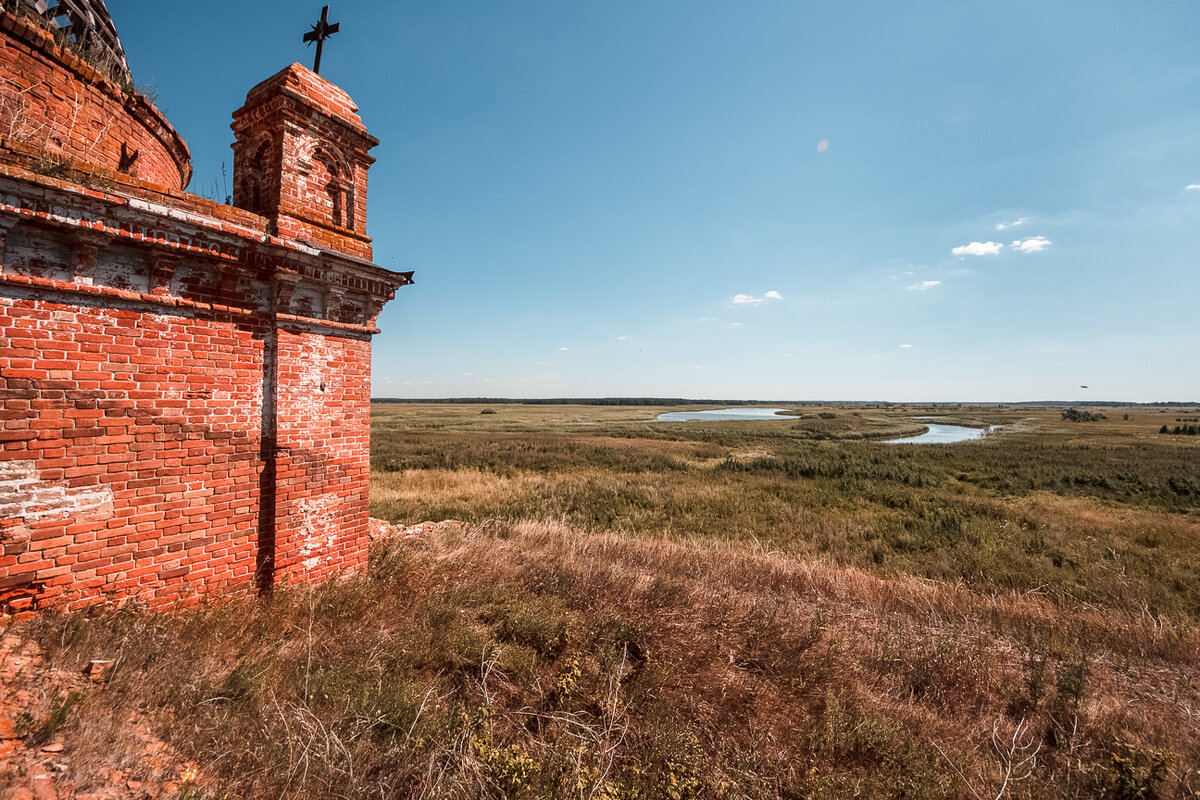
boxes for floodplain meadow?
[370,403,1200,619]
[18,402,1200,798]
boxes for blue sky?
[113,2,1200,401]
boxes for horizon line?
[370,397,1199,407]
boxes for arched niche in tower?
[304,143,355,231]
[234,138,276,216]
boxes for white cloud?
[899,343,914,349]
[732,291,783,305]
[558,346,569,351]
[729,322,744,327]
[1012,236,1051,253]
[952,241,1003,256]
[1186,184,1200,191]
[616,336,628,341]
[995,216,1028,231]
[908,280,941,291]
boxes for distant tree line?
[372,397,742,406]
[1062,408,1107,422]
[372,398,1200,408]
[1160,424,1200,436]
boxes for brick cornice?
[0,166,410,303]
[0,271,382,339]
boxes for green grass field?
[370,403,1200,620]
[14,402,1200,799]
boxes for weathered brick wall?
[272,329,373,585]
[0,11,191,191]
[1,292,268,611]
[0,162,409,614]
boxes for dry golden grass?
[15,519,1199,798]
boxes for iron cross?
[303,5,340,75]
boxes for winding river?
[885,423,994,444]
[655,407,795,422]
[653,408,996,444]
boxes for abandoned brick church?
[0,1,411,614]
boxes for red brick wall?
[272,329,373,585]
[0,299,377,610]
[0,164,409,615]
[0,12,191,191]
[1,294,268,611]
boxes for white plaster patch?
[287,336,337,424]
[296,492,338,570]
[0,460,114,521]
[235,274,272,310]
[94,244,151,292]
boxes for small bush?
[1105,741,1174,800]
[1164,424,1200,436]
[1063,408,1106,422]
[1047,657,1089,748]
[492,594,571,656]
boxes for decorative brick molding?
[0,26,412,613]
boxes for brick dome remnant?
[0,8,412,615]
[10,0,132,83]
[10,0,132,79]
[0,4,191,190]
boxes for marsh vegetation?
[370,404,1200,619]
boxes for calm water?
[656,407,796,422]
[653,409,993,442]
[886,423,993,444]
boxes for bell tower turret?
[231,63,378,260]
